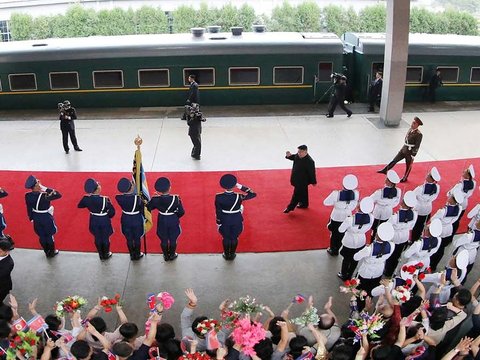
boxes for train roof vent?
[252,24,266,33]
[208,25,221,33]
[32,43,48,47]
[191,28,205,38]
[231,27,243,36]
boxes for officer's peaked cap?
[430,167,441,182]
[403,191,417,208]
[468,164,475,179]
[342,174,358,190]
[452,187,465,204]
[413,116,423,126]
[84,178,98,193]
[429,218,442,237]
[155,177,171,192]
[377,222,394,242]
[25,175,37,189]
[220,174,237,189]
[359,197,374,214]
[117,178,132,193]
[387,170,400,184]
[456,249,469,269]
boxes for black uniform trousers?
[451,210,465,241]
[411,214,430,243]
[340,246,363,279]
[384,242,408,277]
[430,236,453,272]
[328,220,344,254]
[189,133,201,158]
[327,97,352,117]
[383,149,414,180]
[61,122,80,152]
[287,184,309,210]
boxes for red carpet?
[1,158,479,254]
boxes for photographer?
[59,100,82,154]
[326,74,352,118]
[186,103,206,160]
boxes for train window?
[183,68,215,86]
[406,67,423,83]
[138,69,170,87]
[435,67,459,83]
[9,73,37,91]
[470,68,480,83]
[49,72,79,90]
[274,67,304,85]
[317,63,333,82]
[93,70,124,88]
[229,67,260,86]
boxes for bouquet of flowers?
[339,278,368,300]
[231,318,266,356]
[292,294,306,304]
[220,309,239,329]
[157,292,175,310]
[55,295,88,317]
[290,307,320,326]
[391,286,411,304]
[348,312,385,343]
[180,352,211,360]
[100,294,121,313]
[196,319,222,335]
[4,330,40,360]
[228,295,264,315]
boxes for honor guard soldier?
[59,100,82,154]
[78,178,115,260]
[453,219,480,279]
[147,177,185,261]
[384,191,418,277]
[353,222,395,296]
[411,167,441,243]
[467,196,480,231]
[0,187,8,239]
[377,117,423,182]
[448,165,476,239]
[402,218,442,272]
[215,174,256,260]
[429,187,465,271]
[370,170,401,241]
[115,178,145,261]
[324,174,359,256]
[337,197,374,280]
[24,175,61,258]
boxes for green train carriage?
[342,32,480,103]
[0,30,344,109]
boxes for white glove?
[40,185,48,192]
[235,183,243,190]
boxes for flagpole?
[134,135,148,256]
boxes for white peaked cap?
[430,167,441,181]
[456,249,469,269]
[377,222,394,242]
[452,187,465,204]
[403,191,417,208]
[429,218,442,237]
[387,170,400,184]
[343,174,358,190]
[360,197,374,213]
[468,164,475,178]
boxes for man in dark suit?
[187,103,205,160]
[284,145,317,213]
[377,117,423,183]
[368,71,383,112]
[181,75,199,120]
[0,239,14,304]
[326,76,352,118]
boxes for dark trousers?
[61,123,79,152]
[384,242,408,277]
[411,214,430,243]
[219,222,243,259]
[328,220,344,254]
[368,96,380,111]
[158,224,181,259]
[428,87,436,103]
[33,220,57,257]
[287,184,309,210]
[327,97,352,116]
[340,246,363,279]
[0,289,10,304]
[382,149,414,180]
[189,133,202,158]
[358,276,382,297]
[93,234,111,260]
[430,236,453,272]
[371,218,387,241]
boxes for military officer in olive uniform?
[377,116,423,182]
[24,175,61,258]
[78,178,116,260]
[215,174,256,260]
[147,177,185,261]
[115,177,145,261]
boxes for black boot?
[161,244,169,261]
[169,244,178,261]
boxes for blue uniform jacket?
[147,194,185,231]
[25,188,62,221]
[115,193,145,229]
[215,186,256,225]
[78,195,115,235]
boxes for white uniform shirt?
[448,180,476,210]
[414,182,440,216]
[388,208,418,244]
[431,205,463,238]
[467,204,480,229]
[339,212,374,249]
[424,269,467,304]
[453,230,480,265]
[402,236,441,269]
[371,187,401,221]
[354,241,394,279]
[323,189,359,222]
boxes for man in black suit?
[181,74,199,120]
[284,145,317,213]
[0,239,14,304]
[326,76,352,118]
[428,69,443,103]
[368,71,383,112]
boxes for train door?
[315,62,334,102]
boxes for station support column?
[380,0,411,127]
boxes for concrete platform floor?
[2,101,480,335]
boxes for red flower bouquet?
[196,319,221,335]
[339,278,368,300]
[100,294,121,313]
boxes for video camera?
[330,72,346,83]
[185,103,207,122]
